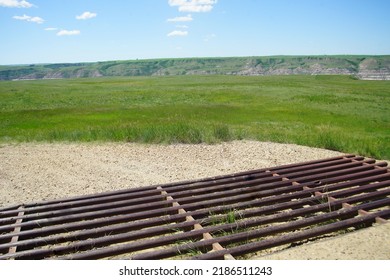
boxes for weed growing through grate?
[207,208,250,240]
[158,216,216,258]
[226,210,237,224]
[171,237,207,259]
[209,209,242,226]
[174,245,206,259]
[313,188,337,213]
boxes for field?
[0,75,389,159]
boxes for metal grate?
[0,154,389,260]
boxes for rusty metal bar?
[131,200,390,260]
[3,189,387,260]
[0,158,383,223]
[158,186,235,260]
[0,192,168,226]
[7,206,24,256]
[0,155,389,260]
[0,167,390,248]
[190,208,390,260]
[1,181,389,257]
[0,165,388,243]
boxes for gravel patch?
[0,140,343,208]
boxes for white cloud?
[0,0,33,8]
[57,30,81,36]
[44,27,58,31]
[204,33,216,42]
[179,4,213,12]
[168,0,217,13]
[167,14,193,22]
[176,25,189,29]
[76,11,97,20]
[13,14,44,24]
[167,30,188,37]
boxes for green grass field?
[0,75,389,159]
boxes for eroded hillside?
[1,55,389,80]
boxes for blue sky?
[1,0,390,64]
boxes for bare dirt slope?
[0,141,388,259]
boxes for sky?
[1,0,390,65]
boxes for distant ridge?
[1,55,390,81]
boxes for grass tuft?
[316,125,343,151]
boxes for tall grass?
[0,75,389,159]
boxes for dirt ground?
[0,140,388,259]
[254,222,390,260]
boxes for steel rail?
[190,209,390,260]
[0,156,366,220]
[113,200,390,260]
[2,183,389,260]
[0,170,390,255]
[0,161,385,234]
[1,171,389,253]
[0,163,388,240]
[0,155,389,260]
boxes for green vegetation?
[1,55,389,80]
[0,75,389,159]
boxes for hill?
[1,55,390,81]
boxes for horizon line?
[2,54,390,67]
